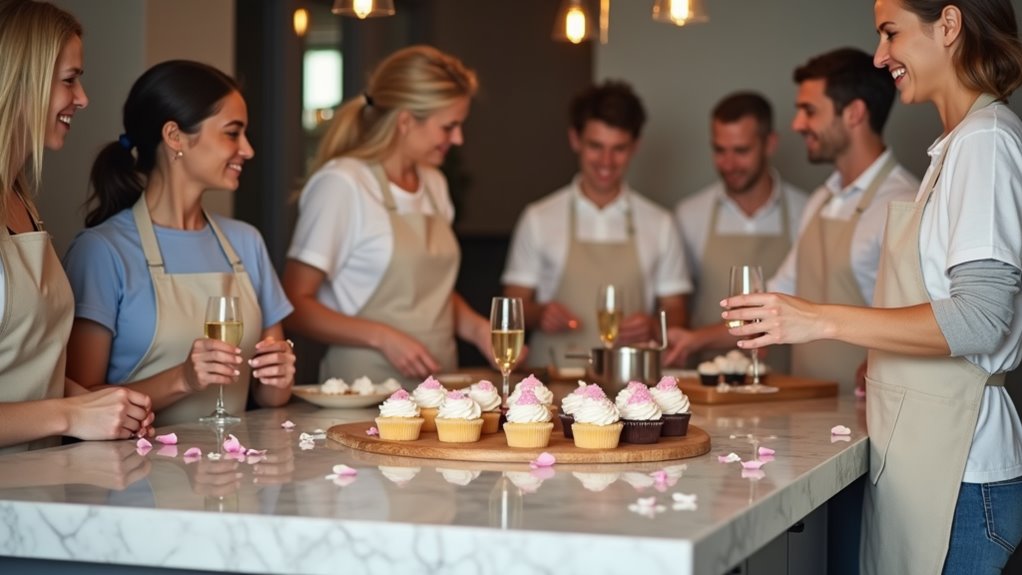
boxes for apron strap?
[854,154,897,215]
[709,180,791,240]
[132,196,247,274]
[205,212,246,274]
[917,94,998,207]
[371,164,441,214]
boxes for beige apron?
[320,166,459,387]
[691,189,792,372]
[793,156,895,392]
[528,194,646,367]
[0,200,72,454]
[861,94,1000,575]
[126,198,262,427]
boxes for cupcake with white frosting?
[434,390,484,443]
[650,376,691,436]
[571,385,623,449]
[467,379,502,434]
[351,376,375,396]
[503,388,554,448]
[559,380,590,439]
[321,377,349,395]
[374,389,423,441]
[411,376,447,432]
[618,385,664,444]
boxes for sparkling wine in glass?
[728,265,778,394]
[490,297,524,408]
[200,296,243,424]
[596,284,622,349]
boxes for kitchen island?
[0,390,866,575]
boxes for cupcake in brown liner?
[412,375,447,432]
[570,385,622,449]
[434,390,484,443]
[558,412,576,439]
[375,389,424,441]
[697,361,720,387]
[503,389,554,448]
[617,385,664,444]
[467,379,502,434]
[650,376,692,437]
[558,380,590,439]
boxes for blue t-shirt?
[63,209,293,384]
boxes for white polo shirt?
[501,178,692,307]
[767,150,919,302]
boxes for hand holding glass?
[200,296,243,424]
[727,266,777,394]
[490,297,524,408]
[596,284,622,349]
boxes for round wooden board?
[328,421,711,464]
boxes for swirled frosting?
[651,376,690,415]
[572,385,621,426]
[351,376,375,396]
[321,377,349,395]
[614,381,650,410]
[560,380,591,415]
[437,390,482,420]
[378,389,420,418]
[506,389,553,423]
[509,374,553,406]
[412,376,447,408]
[618,386,662,421]
[468,380,501,411]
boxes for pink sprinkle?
[419,376,442,389]
[758,446,775,456]
[156,445,178,458]
[445,390,467,400]
[520,374,544,388]
[155,433,178,445]
[627,386,654,405]
[389,389,410,400]
[516,388,541,406]
[627,381,646,390]
[136,438,152,449]
[183,447,202,462]
[655,376,679,391]
[281,420,296,429]
[741,460,766,470]
[332,464,358,477]
[529,452,556,468]
[474,380,495,391]
[366,427,379,436]
[582,385,608,400]
[223,434,244,454]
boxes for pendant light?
[331,0,395,19]
[552,0,596,44]
[651,0,709,26]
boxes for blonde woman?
[0,0,153,452]
[725,1,1022,572]
[284,45,492,386]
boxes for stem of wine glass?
[501,371,510,408]
[750,349,760,386]
[215,386,227,417]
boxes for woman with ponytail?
[284,45,493,387]
[63,60,295,426]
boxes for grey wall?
[40,0,235,257]
[596,0,1022,208]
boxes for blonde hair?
[0,0,81,225]
[311,45,477,172]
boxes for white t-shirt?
[675,170,808,285]
[501,178,692,307]
[287,157,455,316]
[767,150,919,303]
[918,102,1022,483]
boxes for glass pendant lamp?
[331,0,395,19]
[552,0,596,44]
[651,0,709,26]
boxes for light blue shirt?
[63,209,293,384]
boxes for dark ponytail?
[84,59,239,227]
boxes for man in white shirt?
[674,92,807,370]
[666,48,918,394]
[502,81,691,367]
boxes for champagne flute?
[199,296,243,424]
[596,284,622,349]
[727,265,778,394]
[490,297,524,409]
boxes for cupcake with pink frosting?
[504,389,554,448]
[412,375,447,432]
[467,379,502,434]
[614,380,651,410]
[571,385,623,449]
[434,390,484,443]
[618,385,664,444]
[650,376,691,436]
[374,389,424,441]
[559,380,592,439]
[508,374,554,409]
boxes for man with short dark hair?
[502,81,690,366]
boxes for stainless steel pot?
[567,311,668,393]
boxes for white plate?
[662,368,698,379]
[292,385,388,408]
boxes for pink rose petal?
[529,452,556,468]
[154,433,178,445]
[366,427,379,437]
[136,438,152,450]
[758,446,775,456]
[332,464,358,477]
[831,425,851,436]
[758,454,776,463]
[156,445,178,458]
[742,468,766,480]
[136,445,152,456]
[741,459,766,470]
[281,420,296,429]
[223,434,244,453]
[183,447,202,463]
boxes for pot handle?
[564,352,593,361]
[657,310,668,351]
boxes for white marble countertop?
[0,389,867,575]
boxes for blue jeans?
[943,477,1022,574]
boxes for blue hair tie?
[118,133,133,150]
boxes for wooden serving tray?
[328,421,710,464]
[677,373,838,405]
